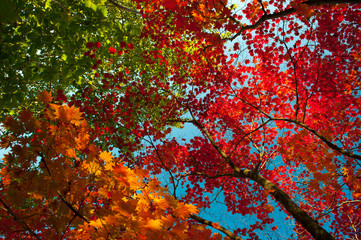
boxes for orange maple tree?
[1,0,361,240]
[0,91,221,239]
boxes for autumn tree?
[0,92,223,239]
[128,0,360,239]
[1,0,361,240]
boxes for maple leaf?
[192,10,204,22]
[100,150,114,170]
[49,104,83,126]
[83,161,102,176]
[264,204,275,212]
[173,202,198,219]
[109,47,117,54]
[144,219,163,230]
[164,0,177,10]
[99,150,113,162]
[3,1,361,239]
[89,219,103,230]
[38,90,53,104]
[66,148,77,158]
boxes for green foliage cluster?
[0,0,140,118]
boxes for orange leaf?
[212,222,220,229]
[144,219,163,230]
[173,202,198,219]
[38,90,53,104]
[100,150,114,170]
[290,2,315,18]
[264,204,275,212]
[100,150,113,162]
[49,104,83,125]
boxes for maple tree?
[1,0,361,239]
[0,92,218,239]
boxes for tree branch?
[226,0,361,40]
[316,200,361,220]
[190,111,335,239]
[36,151,91,224]
[239,170,335,240]
[229,88,361,161]
[180,171,234,179]
[272,118,361,160]
[190,214,244,240]
[0,197,41,240]
[107,0,140,15]
[144,137,178,199]
[57,191,90,224]
[36,151,52,176]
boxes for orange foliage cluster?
[0,91,216,239]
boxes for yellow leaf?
[48,104,83,125]
[83,161,101,176]
[100,150,113,162]
[153,197,169,210]
[66,148,77,158]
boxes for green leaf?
[45,0,52,9]
[99,6,108,18]
[84,0,97,12]
[61,54,68,61]
[76,76,82,85]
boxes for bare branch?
[258,0,268,15]
[317,200,361,220]
[36,151,52,176]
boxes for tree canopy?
[1,0,361,239]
